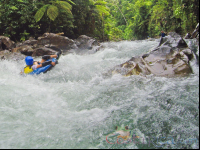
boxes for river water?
[0,39,199,149]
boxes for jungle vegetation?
[0,0,199,41]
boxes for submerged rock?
[75,35,102,51]
[112,32,195,77]
[0,50,25,61]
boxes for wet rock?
[184,23,199,47]
[184,33,192,39]
[182,49,194,61]
[0,36,16,51]
[75,35,101,50]
[1,33,101,61]
[37,33,78,52]
[112,32,195,77]
[23,39,38,46]
[0,50,25,61]
[32,47,57,57]
[191,23,199,39]
[12,45,34,56]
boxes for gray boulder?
[12,45,34,56]
[32,47,57,57]
[112,32,195,77]
[37,33,78,52]
[75,35,101,50]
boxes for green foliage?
[20,30,30,41]
[0,0,199,41]
[47,5,59,21]
[104,0,199,40]
[35,5,50,22]
[34,0,74,22]
[0,0,39,40]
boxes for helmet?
[25,56,34,66]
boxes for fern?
[34,4,49,22]
[34,0,74,22]
[47,5,59,21]
[56,1,72,15]
[58,1,72,10]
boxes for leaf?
[47,5,59,21]
[10,6,18,10]
[59,1,72,10]
[94,1,107,5]
[17,0,24,3]
[34,5,49,22]
[66,0,76,5]
[56,1,73,15]
[96,5,110,16]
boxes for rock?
[0,50,9,60]
[112,32,194,77]
[75,35,101,50]
[12,45,34,56]
[184,33,192,39]
[2,33,101,60]
[0,36,16,51]
[23,39,38,46]
[69,35,102,54]
[32,47,57,57]
[37,33,78,52]
[191,23,199,38]
[0,50,25,61]
[44,45,62,52]
[182,49,194,61]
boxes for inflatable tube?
[28,58,57,75]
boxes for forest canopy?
[0,0,199,41]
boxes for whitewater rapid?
[0,40,199,149]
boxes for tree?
[93,0,110,40]
[34,0,75,22]
[0,0,38,41]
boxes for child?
[23,51,61,74]
[161,31,166,37]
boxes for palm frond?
[34,4,49,22]
[57,1,72,10]
[47,5,59,21]
[56,1,73,15]
[66,0,75,5]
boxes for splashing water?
[0,40,199,149]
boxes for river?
[0,39,199,149]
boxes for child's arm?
[36,61,56,68]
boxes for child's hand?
[51,62,56,66]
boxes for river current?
[0,39,199,149]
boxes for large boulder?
[12,45,34,56]
[37,33,78,52]
[66,35,102,55]
[112,32,195,77]
[32,47,57,57]
[0,36,16,51]
[1,33,102,60]
[75,35,101,50]
[184,23,199,41]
